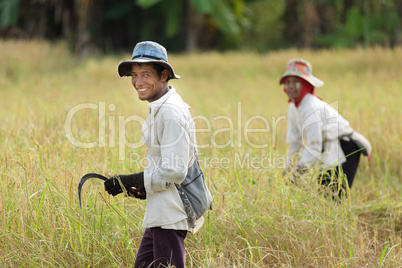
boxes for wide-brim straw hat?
[117,41,180,79]
[279,59,323,88]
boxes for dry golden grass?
[0,40,401,267]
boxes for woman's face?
[284,76,302,100]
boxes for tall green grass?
[0,40,401,267]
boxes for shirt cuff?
[144,168,169,192]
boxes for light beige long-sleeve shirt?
[286,94,354,169]
[141,87,196,231]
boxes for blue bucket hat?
[117,41,180,79]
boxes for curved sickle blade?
[78,173,108,208]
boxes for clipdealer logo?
[64,101,287,160]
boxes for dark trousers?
[319,139,361,197]
[134,227,187,268]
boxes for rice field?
[0,40,401,267]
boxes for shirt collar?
[147,86,176,109]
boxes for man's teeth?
[138,88,147,92]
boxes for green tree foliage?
[135,0,244,46]
[1,0,401,53]
[315,0,401,48]
[0,0,19,32]
[240,1,285,51]
[133,0,242,36]
[102,0,251,51]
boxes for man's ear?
[161,69,169,81]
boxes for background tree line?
[1,0,401,57]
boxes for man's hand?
[104,172,144,196]
[128,186,147,200]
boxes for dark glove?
[104,172,144,196]
[128,186,147,200]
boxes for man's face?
[131,64,168,102]
[284,76,302,100]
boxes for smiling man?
[104,41,197,268]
